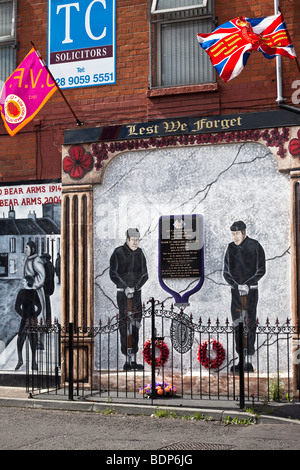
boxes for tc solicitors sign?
[47,0,116,89]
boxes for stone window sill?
[147,83,218,98]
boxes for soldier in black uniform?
[15,275,42,371]
[110,228,148,370]
[41,253,55,324]
[223,221,266,371]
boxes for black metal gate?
[26,298,300,406]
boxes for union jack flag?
[197,13,296,82]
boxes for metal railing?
[26,299,300,406]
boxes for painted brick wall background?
[0,0,299,183]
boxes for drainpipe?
[274,0,284,104]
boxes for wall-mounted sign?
[158,214,204,307]
[64,109,300,145]
[48,0,116,89]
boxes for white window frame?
[9,237,16,253]
[0,0,17,45]
[9,259,16,274]
[0,0,17,83]
[151,0,208,15]
[150,0,215,88]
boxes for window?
[41,237,46,254]
[9,237,16,253]
[35,237,39,254]
[150,0,215,88]
[0,253,8,276]
[0,0,17,84]
[9,259,16,274]
[151,0,208,15]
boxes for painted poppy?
[63,145,94,179]
[289,129,300,157]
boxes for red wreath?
[143,339,169,367]
[197,339,225,369]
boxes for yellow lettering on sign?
[126,124,160,137]
[126,125,138,136]
[192,116,242,132]
[163,121,187,133]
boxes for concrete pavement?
[0,385,300,425]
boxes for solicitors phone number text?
[56,73,114,87]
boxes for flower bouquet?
[139,381,176,398]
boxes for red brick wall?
[0,0,299,182]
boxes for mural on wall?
[94,141,290,372]
[223,220,266,372]
[109,228,148,371]
[0,182,61,371]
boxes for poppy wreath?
[197,339,225,369]
[142,339,169,367]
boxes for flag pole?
[274,0,284,103]
[295,57,300,76]
[31,42,83,126]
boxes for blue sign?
[48,0,116,89]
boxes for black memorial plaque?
[159,214,203,279]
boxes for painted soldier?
[223,221,266,372]
[24,241,46,323]
[15,275,41,371]
[109,228,148,371]
[41,253,55,324]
